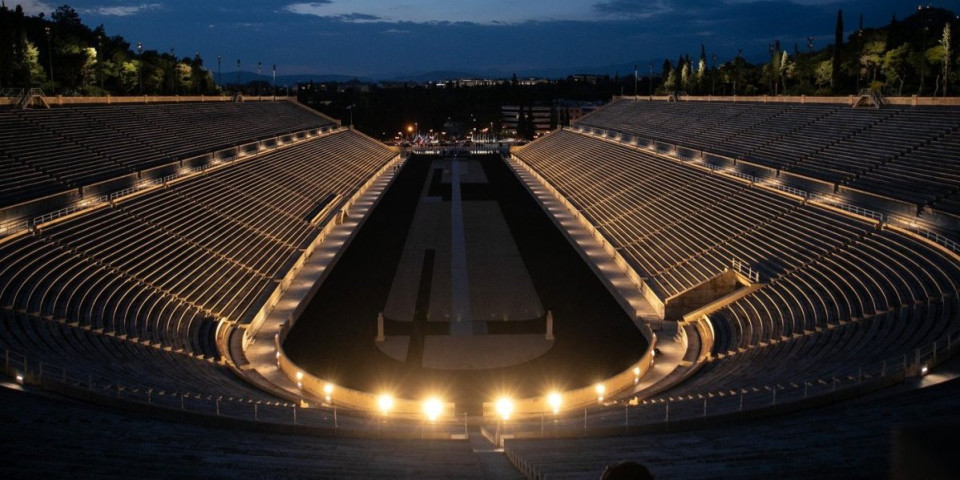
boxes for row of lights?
[291,363,650,419]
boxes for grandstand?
[1,96,960,479]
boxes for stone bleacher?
[0,101,336,208]
[505,375,960,479]
[576,100,960,214]
[0,120,394,402]
[513,128,960,400]
[0,385,483,479]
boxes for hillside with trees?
[0,4,214,95]
[659,6,958,97]
[0,4,956,99]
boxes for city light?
[496,397,514,420]
[595,383,605,403]
[547,392,562,414]
[423,397,443,422]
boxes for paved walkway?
[449,158,475,335]
[506,154,689,399]
[240,158,401,399]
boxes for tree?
[681,61,691,93]
[941,23,951,96]
[860,38,886,86]
[779,51,790,94]
[23,41,46,86]
[881,44,910,95]
[815,60,832,91]
[79,46,96,89]
[697,44,707,90]
[832,9,844,92]
[51,5,81,28]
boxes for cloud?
[593,0,674,18]
[284,2,381,22]
[382,29,410,34]
[11,0,53,15]
[336,12,381,22]
[282,2,335,16]
[81,3,163,17]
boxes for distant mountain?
[381,70,485,83]
[221,71,375,86]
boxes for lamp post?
[711,54,717,95]
[257,61,262,96]
[768,43,775,94]
[856,29,863,92]
[97,35,103,91]
[648,63,653,97]
[272,64,276,97]
[170,47,176,94]
[194,52,200,94]
[137,42,143,94]
[45,27,54,87]
[217,55,221,91]
[236,59,240,93]
[633,64,638,97]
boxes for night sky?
[10,1,949,77]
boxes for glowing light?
[921,365,929,375]
[295,371,303,380]
[15,372,23,384]
[633,366,641,376]
[495,397,514,420]
[596,383,605,403]
[423,397,443,422]
[323,383,333,403]
[378,394,394,414]
[547,392,562,414]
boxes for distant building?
[501,105,552,136]
[555,99,603,126]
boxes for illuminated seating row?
[577,100,960,213]
[0,309,274,401]
[0,129,394,370]
[514,128,960,398]
[514,131,869,299]
[0,102,336,208]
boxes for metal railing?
[729,171,758,184]
[731,258,760,283]
[487,328,959,443]
[811,193,885,222]
[771,183,810,199]
[0,345,469,438]
[891,219,960,254]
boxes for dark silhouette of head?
[600,461,654,480]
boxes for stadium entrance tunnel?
[280,153,649,415]
[664,269,760,320]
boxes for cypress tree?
[832,9,843,92]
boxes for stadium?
[3,4,960,480]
